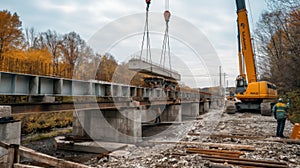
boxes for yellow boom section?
[236,6,257,83]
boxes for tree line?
[254,0,300,123]
[255,0,300,93]
[0,10,145,86]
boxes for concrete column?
[72,110,87,137]
[0,106,21,162]
[181,103,199,117]
[210,98,218,109]
[204,101,210,113]
[191,103,200,117]
[72,108,142,144]
[161,105,182,122]
[199,102,204,114]
[29,76,39,95]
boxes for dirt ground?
[85,107,300,168]
[22,106,300,168]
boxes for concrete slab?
[128,58,181,80]
[55,136,128,154]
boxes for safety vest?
[273,102,287,119]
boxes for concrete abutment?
[71,100,214,144]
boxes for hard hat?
[278,98,283,102]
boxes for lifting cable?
[160,10,171,70]
[139,0,152,63]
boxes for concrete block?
[0,106,11,118]
[0,121,21,158]
[161,105,182,122]
[204,101,209,113]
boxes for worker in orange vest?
[272,98,288,138]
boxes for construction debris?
[150,141,256,151]
[21,108,300,167]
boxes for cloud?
[0,0,268,87]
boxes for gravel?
[22,106,300,168]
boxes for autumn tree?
[59,31,86,77]
[96,53,118,82]
[0,10,23,57]
[39,30,63,75]
[255,1,300,92]
[24,27,40,49]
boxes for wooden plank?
[187,150,241,158]
[210,134,265,140]
[6,147,15,168]
[188,148,244,155]
[271,138,300,144]
[149,141,255,151]
[18,146,89,168]
[200,154,288,167]
[0,141,10,149]
[203,157,288,168]
[13,163,44,168]
[186,148,244,158]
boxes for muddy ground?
[22,106,300,168]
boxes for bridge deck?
[128,58,181,81]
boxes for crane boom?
[233,0,277,115]
[236,0,257,83]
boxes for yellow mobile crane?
[234,0,277,115]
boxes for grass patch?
[22,127,72,144]
[13,111,73,135]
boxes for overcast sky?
[0,0,268,88]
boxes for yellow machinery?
[234,0,277,115]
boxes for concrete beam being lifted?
[128,58,181,81]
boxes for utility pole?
[219,66,222,87]
[224,73,226,88]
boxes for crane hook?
[164,10,171,22]
[145,0,151,11]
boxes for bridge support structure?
[0,106,21,163]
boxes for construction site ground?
[23,104,300,168]
[86,104,300,168]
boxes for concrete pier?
[160,104,182,122]
[0,106,21,164]
[72,102,187,144]
[73,108,142,144]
